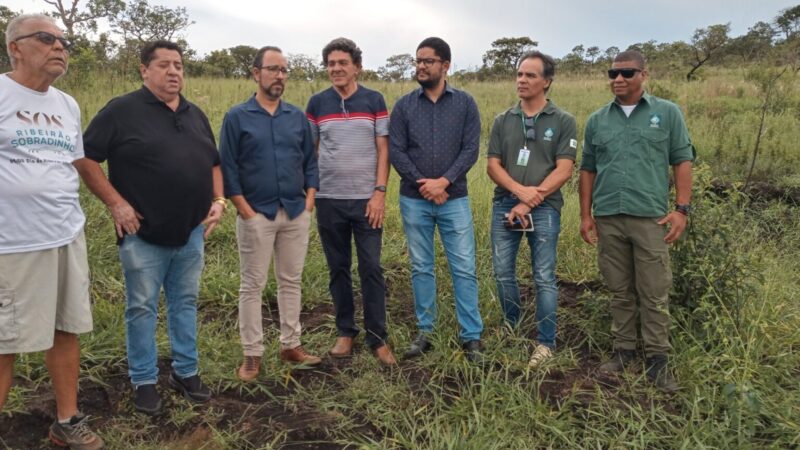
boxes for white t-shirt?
[0,74,86,254]
[620,104,637,117]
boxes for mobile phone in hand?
[503,213,534,231]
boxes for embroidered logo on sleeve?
[570,139,578,149]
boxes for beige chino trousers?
[237,209,310,355]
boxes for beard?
[416,72,440,89]
[262,82,284,100]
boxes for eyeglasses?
[256,65,290,75]
[524,117,536,141]
[607,68,641,79]
[14,31,74,51]
[415,58,442,67]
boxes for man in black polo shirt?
[75,41,224,415]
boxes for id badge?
[516,148,530,166]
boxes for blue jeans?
[119,225,204,386]
[491,196,560,348]
[399,195,483,342]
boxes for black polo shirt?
[83,86,220,246]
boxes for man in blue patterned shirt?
[389,37,484,363]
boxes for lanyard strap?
[521,113,539,150]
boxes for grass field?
[1,70,799,449]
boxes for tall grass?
[3,69,798,448]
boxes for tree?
[0,6,17,71]
[111,0,193,43]
[728,22,775,63]
[203,49,237,77]
[481,36,538,76]
[228,45,258,77]
[43,0,123,37]
[287,53,323,80]
[774,5,800,41]
[686,23,731,81]
[378,53,414,81]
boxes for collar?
[138,85,188,112]
[510,99,557,117]
[415,81,455,98]
[245,94,292,115]
[612,91,652,108]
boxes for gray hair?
[5,14,60,68]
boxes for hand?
[431,191,449,205]
[507,202,532,228]
[365,191,386,229]
[109,201,143,238]
[202,202,224,238]
[515,185,545,208]
[417,178,450,202]
[580,216,598,245]
[305,196,315,213]
[658,211,688,244]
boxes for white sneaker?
[527,344,553,368]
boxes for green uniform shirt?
[487,100,578,212]
[580,92,695,218]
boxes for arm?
[657,161,693,243]
[389,99,425,183]
[579,170,597,245]
[201,165,225,237]
[420,95,481,203]
[536,159,575,197]
[365,135,390,228]
[73,158,142,238]
[301,117,319,212]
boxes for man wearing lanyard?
[580,50,694,392]
[487,51,577,368]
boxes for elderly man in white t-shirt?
[0,14,103,450]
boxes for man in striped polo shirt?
[306,38,396,365]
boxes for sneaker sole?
[168,376,211,403]
[48,430,68,448]
[134,399,163,415]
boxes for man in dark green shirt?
[487,51,577,369]
[579,50,694,392]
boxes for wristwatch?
[374,185,387,193]
[675,203,691,216]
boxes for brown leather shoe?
[279,345,322,366]
[373,344,397,366]
[237,355,261,382]
[329,337,354,358]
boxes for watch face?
[375,186,387,192]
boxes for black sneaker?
[646,355,679,393]
[599,349,637,373]
[462,340,484,365]
[133,384,162,415]
[169,372,212,403]
[403,332,433,359]
[49,413,105,450]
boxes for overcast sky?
[5,0,796,69]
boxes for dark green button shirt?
[580,92,695,218]
[487,100,578,212]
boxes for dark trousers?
[316,198,388,349]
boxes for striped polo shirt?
[306,85,389,199]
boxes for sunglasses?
[607,68,641,79]
[14,31,74,51]
[524,117,536,141]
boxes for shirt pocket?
[591,131,616,156]
[639,129,670,165]
[0,289,19,342]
